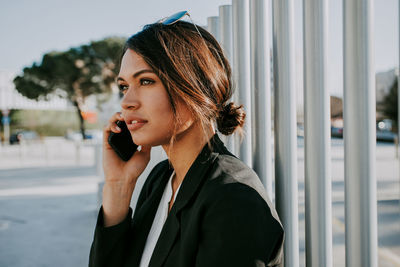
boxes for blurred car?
[330,122,396,142]
[64,129,102,142]
[376,119,396,143]
[377,119,393,132]
[9,130,39,145]
[331,126,343,138]
[376,130,396,143]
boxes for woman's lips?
[126,120,147,131]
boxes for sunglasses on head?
[157,11,204,38]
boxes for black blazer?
[89,134,284,267]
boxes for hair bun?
[216,102,246,135]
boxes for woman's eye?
[140,79,154,86]
[118,84,128,92]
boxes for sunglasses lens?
[162,11,188,25]
[157,11,203,39]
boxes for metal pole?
[343,0,378,266]
[219,6,233,64]
[219,5,236,154]
[303,0,332,266]
[250,0,273,197]
[207,16,220,42]
[272,0,299,265]
[233,0,252,167]
[398,0,400,211]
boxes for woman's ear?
[175,100,196,133]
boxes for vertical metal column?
[343,0,378,266]
[207,16,220,42]
[233,0,252,167]
[250,0,273,196]
[219,5,236,154]
[303,0,332,266]
[272,0,299,265]
[398,0,400,160]
[219,6,233,65]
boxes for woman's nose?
[120,88,140,110]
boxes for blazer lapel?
[148,134,222,267]
[128,166,174,267]
[147,209,180,267]
[173,143,219,214]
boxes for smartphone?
[108,120,138,161]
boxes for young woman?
[89,12,283,267]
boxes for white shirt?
[139,170,181,267]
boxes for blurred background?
[0,0,399,266]
[0,0,398,146]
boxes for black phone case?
[108,120,138,161]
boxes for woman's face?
[117,49,193,147]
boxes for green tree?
[13,37,125,139]
[382,78,398,128]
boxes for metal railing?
[303,0,332,266]
[207,0,379,266]
[343,1,377,266]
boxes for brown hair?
[121,20,245,145]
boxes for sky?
[0,0,398,97]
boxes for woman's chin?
[131,134,168,147]
[131,137,150,147]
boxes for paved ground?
[0,137,399,266]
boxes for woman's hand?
[102,112,151,185]
[101,111,151,227]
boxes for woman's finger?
[108,112,123,124]
[103,112,123,145]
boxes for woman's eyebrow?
[132,69,155,78]
[116,69,155,82]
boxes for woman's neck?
[162,122,215,192]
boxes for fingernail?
[116,126,121,131]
